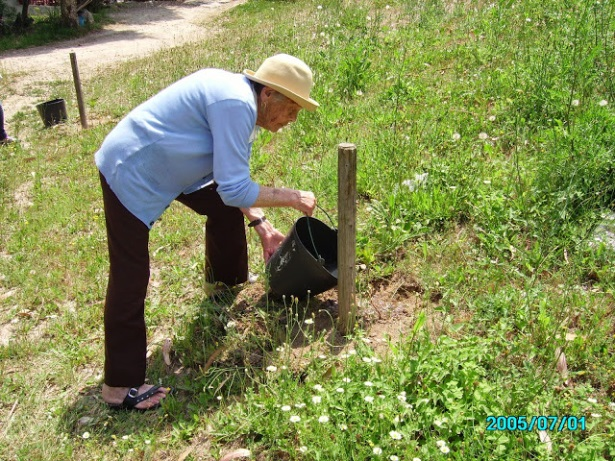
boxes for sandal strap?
[124,385,163,405]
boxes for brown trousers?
[99,173,248,387]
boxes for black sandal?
[108,385,168,412]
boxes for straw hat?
[244,54,319,112]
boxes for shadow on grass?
[56,285,349,443]
[55,349,178,443]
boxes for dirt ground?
[0,0,247,121]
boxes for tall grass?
[1,0,615,459]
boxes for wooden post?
[70,52,88,129]
[337,143,357,335]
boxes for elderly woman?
[96,54,319,410]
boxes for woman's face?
[257,88,302,132]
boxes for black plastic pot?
[266,216,338,299]
[36,99,68,127]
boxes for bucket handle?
[306,204,336,266]
[315,204,337,230]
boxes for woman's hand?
[294,190,316,216]
[254,221,286,262]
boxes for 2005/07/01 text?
[486,416,586,432]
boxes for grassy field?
[1,0,615,459]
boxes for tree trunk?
[21,0,29,23]
[60,0,79,28]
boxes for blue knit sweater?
[95,69,260,228]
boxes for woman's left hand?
[255,221,286,262]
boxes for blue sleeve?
[207,99,260,208]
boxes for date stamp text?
[486,415,586,432]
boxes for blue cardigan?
[95,69,261,228]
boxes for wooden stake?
[70,52,88,129]
[337,143,357,335]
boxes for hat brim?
[244,70,319,112]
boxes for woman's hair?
[251,81,265,96]
[251,81,291,104]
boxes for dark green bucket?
[266,216,338,299]
[36,98,68,127]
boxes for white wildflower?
[304,318,314,325]
[313,384,324,392]
[440,446,450,454]
[373,447,383,455]
[364,396,375,403]
[572,99,580,106]
[290,415,301,423]
[299,446,308,453]
[318,415,330,423]
[364,381,374,387]
[452,132,461,141]
[266,365,278,372]
[402,179,417,191]
[82,432,90,439]
[588,397,598,404]
[436,440,447,448]
[599,99,608,106]
[312,395,322,404]
[478,132,489,140]
[336,387,345,393]
[389,430,402,440]
[281,405,291,412]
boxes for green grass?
[1,0,615,459]
[0,8,108,52]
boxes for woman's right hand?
[294,190,316,216]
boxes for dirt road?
[0,0,246,120]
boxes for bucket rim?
[36,98,66,108]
